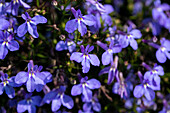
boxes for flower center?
[67,41,74,46]
[108,49,113,54]
[27,99,32,104]
[3,80,9,86]
[29,73,35,78]
[127,35,132,39]
[160,47,166,52]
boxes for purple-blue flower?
[10,0,31,16]
[65,7,96,36]
[0,31,19,59]
[112,72,133,99]
[133,72,155,101]
[71,76,101,101]
[97,40,122,65]
[15,60,52,92]
[152,1,170,27]
[17,93,42,113]
[17,12,47,38]
[42,86,74,112]
[70,45,100,73]
[0,71,21,98]
[142,63,164,90]
[120,26,142,50]
[156,38,170,63]
[99,56,119,84]
[82,95,101,112]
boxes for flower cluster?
[0,0,170,112]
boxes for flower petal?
[31,15,47,25]
[17,22,28,37]
[86,79,101,89]
[27,23,39,38]
[52,99,61,112]
[88,54,100,66]
[65,19,78,33]
[78,22,87,36]
[42,91,57,104]
[70,52,83,63]
[144,88,155,101]
[0,45,8,59]
[130,38,138,50]
[82,15,96,26]
[133,85,144,98]
[61,94,74,109]
[4,86,15,98]
[26,78,35,92]
[102,51,112,65]
[0,18,10,30]
[17,100,28,113]
[7,40,19,51]
[156,49,167,63]
[71,84,82,96]
[83,102,92,111]
[15,72,28,84]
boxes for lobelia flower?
[71,76,101,101]
[42,86,74,112]
[70,45,100,73]
[56,34,82,53]
[98,56,119,85]
[142,62,164,90]
[97,40,122,65]
[156,38,170,63]
[0,71,21,98]
[119,26,142,50]
[152,0,170,27]
[65,7,96,36]
[149,38,170,63]
[15,60,52,92]
[133,71,156,101]
[17,93,42,113]
[112,72,133,99]
[10,0,31,16]
[82,94,101,112]
[17,12,47,38]
[0,31,19,59]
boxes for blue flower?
[17,93,42,113]
[17,12,47,38]
[82,95,101,112]
[156,38,170,63]
[65,7,96,36]
[0,71,21,98]
[42,86,74,112]
[144,64,164,90]
[0,31,19,59]
[10,0,31,16]
[71,76,101,101]
[15,60,52,92]
[70,45,100,73]
[97,40,122,65]
[99,56,119,84]
[133,72,156,101]
[120,26,142,50]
